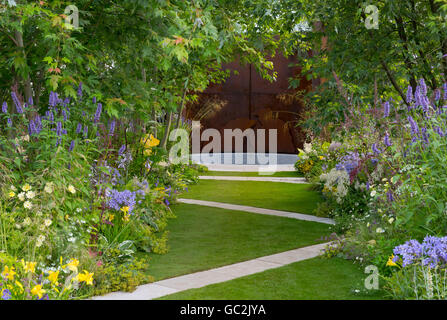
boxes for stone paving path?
[199,176,308,184]
[178,198,335,225]
[92,242,329,300]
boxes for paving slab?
[199,176,308,184]
[177,198,335,225]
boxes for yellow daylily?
[31,284,46,299]
[120,206,129,214]
[48,270,59,285]
[64,258,80,272]
[1,266,16,281]
[386,255,398,267]
[21,260,37,273]
[140,134,160,156]
[77,270,94,286]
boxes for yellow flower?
[77,270,94,286]
[21,260,37,273]
[1,266,16,281]
[31,284,46,299]
[123,213,130,222]
[108,214,114,221]
[67,185,76,194]
[319,156,324,160]
[48,270,59,285]
[140,134,160,148]
[387,255,398,267]
[120,206,129,214]
[65,258,79,272]
[22,183,31,192]
[8,191,15,198]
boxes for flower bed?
[0,88,199,299]
[298,78,447,299]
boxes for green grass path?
[144,203,329,281]
[182,180,321,214]
[158,257,387,300]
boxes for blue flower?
[69,140,75,152]
[406,85,413,104]
[408,116,419,135]
[11,92,23,114]
[2,102,7,113]
[1,288,12,300]
[384,133,392,147]
[383,101,390,118]
[76,123,82,134]
[94,103,102,123]
[371,143,381,155]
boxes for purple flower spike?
[56,121,63,136]
[372,143,382,155]
[118,144,126,155]
[83,125,89,138]
[384,133,392,147]
[7,118,12,127]
[92,96,97,104]
[419,79,427,96]
[443,83,447,100]
[406,85,413,104]
[77,82,83,98]
[383,101,390,118]
[109,120,116,136]
[408,116,419,135]
[1,102,7,113]
[28,96,33,106]
[69,140,75,152]
[94,103,102,123]
[76,123,82,134]
[11,92,23,114]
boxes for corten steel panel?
[188,53,311,154]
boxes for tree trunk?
[175,78,189,129]
[160,111,173,151]
[14,30,33,104]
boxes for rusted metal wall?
[187,53,311,154]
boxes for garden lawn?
[182,180,321,214]
[202,171,303,177]
[158,257,387,300]
[144,203,329,281]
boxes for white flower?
[370,190,377,197]
[23,217,31,226]
[44,219,52,227]
[36,235,46,247]
[388,217,395,224]
[36,211,42,217]
[23,201,32,209]
[26,191,36,199]
[10,185,17,192]
[44,183,54,194]
[376,227,385,233]
[367,222,370,227]
[76,208,82,213]
[18,192,25,201]
[67,185,76,194]
[303,142,313,153]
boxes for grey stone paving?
[199,176,308,184]
[204,164,296,172]
[177,198,335,225]
[91,242,329,300]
